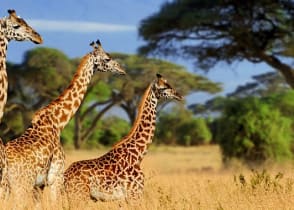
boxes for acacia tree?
[111,53,221,124]
[189,71,289,116]
[139,0,294,87]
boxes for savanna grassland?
[2,146,294,210]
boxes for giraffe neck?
[112,84,158,165]
[0,20,9,123]
[32,54,94,131]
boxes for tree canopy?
[139,0,294,87]
[189,71,290,116]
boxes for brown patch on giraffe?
[60,111,68,123]
[129,148,138,156]
[141,133,148,139]
[74,100,80,108]
[54,109,60,116]
[63,102,72,111]
[66,92,73,101]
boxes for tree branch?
[81,101,117,142]
[258,53,294,88]
[81,99,112,120]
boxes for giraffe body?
[5,40,125,205]
[0,9,42,200]
[64,74,183,204]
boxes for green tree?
[215,97,293,165]
[177,117,211,146]
[111,53,221,124]
[266,90,294,118]
[189,71,289,116]
[139,0,294,87]
[22,47,74,108]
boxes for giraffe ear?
[7,9,16,15]
[96,39,101,46]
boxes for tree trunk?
[81,102,117,141]
[259,53,294,89]
[73,109,82,149]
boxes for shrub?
[156,106,212,145]
[98,116,130,146]
[215,97,293,165]
[176,118,211,146]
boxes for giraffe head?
[89,40,126,75]
[2,9,43,44]
[152,73,184,101]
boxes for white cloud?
[28,19,136,33]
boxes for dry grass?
[2,145,294,209]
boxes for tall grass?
[1,145,294,209]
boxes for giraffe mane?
[73,53,91,76]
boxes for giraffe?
[0,9,42,199]
[64,73,183,205]
[4,40,125,206]
[0,9,43,122]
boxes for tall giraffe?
[64,74,183,204]
[0,9,43,122]
[0,9,42,199]
[4,40,125,206]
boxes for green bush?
[176,118,211,146]
[215,97,293,165]
[156,106,212,145]
[98,116,130,146]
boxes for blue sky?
[2,0,275,105]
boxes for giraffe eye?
[12,25,20,29]
[104,58,111,62]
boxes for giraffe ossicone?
[4,39,125,207]
[64,73,183,204]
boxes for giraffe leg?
[0,172,9,200]
[46,145,65,206]
[10,179,36,209]
[125,168,145,205]
[89,180,126,202]
[0,139,8,200]
[65,181,92,209]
